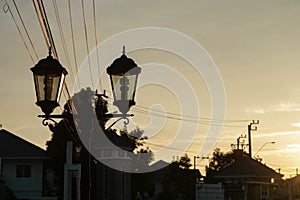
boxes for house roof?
[0,129,50,159]
[216,155,282,179]
[287,174,300,183]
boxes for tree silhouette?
[155,154,198,200]
[173,153,192,169]
[46,87,153,199]
[205,148,246,183]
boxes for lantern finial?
[122,45,126,55]
[48,46,52,57]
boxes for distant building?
[286,174,300,200]
[0,129,56,200]
[215,155,284,200]
[93,146,132,200]
[150,160,202,200]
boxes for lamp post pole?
[248,120,259,158]
[31,47,141,200]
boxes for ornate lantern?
[107,49,141,115]
[30,50,68,116]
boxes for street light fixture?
[254,141,275,158]
[30,48,68,117]
[31,47,140,127]
[107,47,141,116]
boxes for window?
[261,185,269,200]
[16,164,31,178]
[119,149,125,157]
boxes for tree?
[205,148,246,183]
[155,154,199,200]
[173,153,192,169]
[46,88,153,199]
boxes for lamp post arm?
[104,113,133,130]
[38,113,69,126]
[254,142,275,158]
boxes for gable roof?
[216,155,282,179]
[0,129,50,159]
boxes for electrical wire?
[39,0,58,58]
[52,0,75,83]
[92,0,102,90]
[134,104,250,123]
[81,0,94,89]
[11,0,39,61]
[3,1,35,63]
[104,95,249,125]
[67,0,80,89]
[32,0,49,50]
[131,107,246,128]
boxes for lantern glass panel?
[56,73,65,102]
[111,73,137,102]
[111,75,122,101]
[126,74,137,101]
[46,74,61,101]
[34,74,45,101]
[34,73,64,102]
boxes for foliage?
[45,88,153,199]
[154,154,199,200]
[205,148,246,183]
[173,153,192,169]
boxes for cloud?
[276,144,300,154]
[273,103,300,112]
[253,131,300,138]
[245,103,300,114]
[245,107,265,114]
[292,122,300,127]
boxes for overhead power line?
[52,0,75,83]
[12,0,39,60]
[92,0,102,90]
[134,104,250,123]
[81,0,94,89]
[131,107,247,128]
[67,0,80,89]
[3,1,35,63]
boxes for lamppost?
[31,47,141,127]
[254,141,275,158]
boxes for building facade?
[0,129,55,200]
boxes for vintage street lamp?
[31,47,140,128]
[107,47,141,116]
[30,49,68,118]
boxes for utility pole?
[231,135,246,150]
[237,135,246,150]
[248,120,259,158]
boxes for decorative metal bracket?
[38,113,134,129]
[104,113,134,130]
[38,114,66,126]
[38,90,134,128]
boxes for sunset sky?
[1,0,300,177]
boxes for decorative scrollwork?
[106,117,130,130]
[42,118,58,126]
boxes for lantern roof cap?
[107,53,141,75]
[30,54,68,75]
